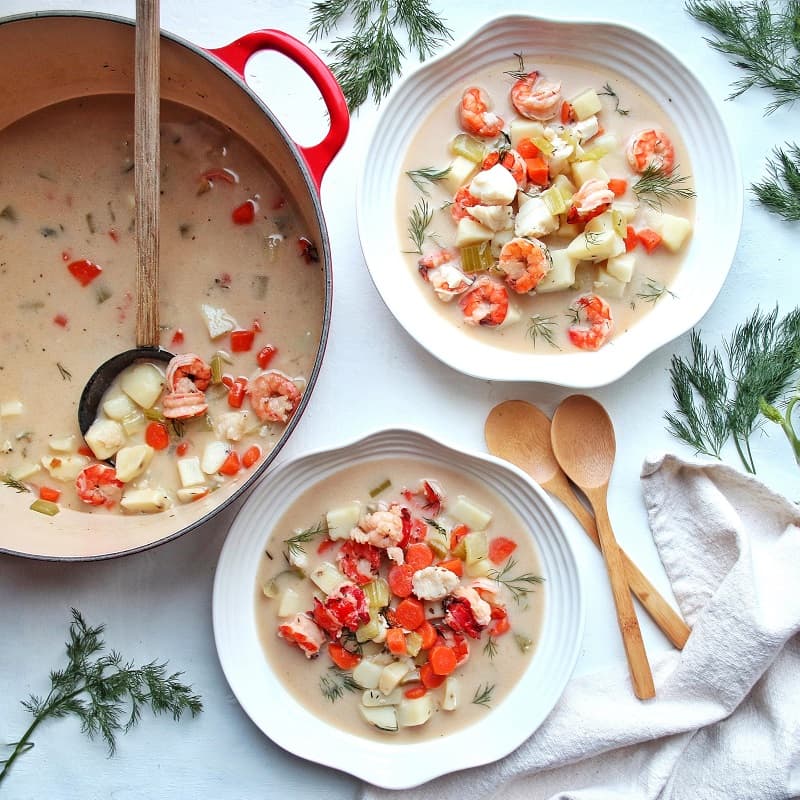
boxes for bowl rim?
[356,11,743,387]
[212,425,586,788]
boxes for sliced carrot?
[394,597,426,631]
[488,536,517,565]
[404,685,427,700]
[449,524,469,551]
[492,616,511,636]
[608,178,628,197]
[525,156,550,187]
[625,225,638,253]
[387,564,415,598]
[328,642,361,670]
[176,441,190,457]
[515,137,540,159]
[416,620,438,650]
[637,227,663,254]
[386,627,407,655]
[437,558,463,578]
[145,421,170,451]
[242,445,261,469]
[219,450,241,476]
[405,542,434,571]
[420,662,446,689]
[77,445,94,457]
[560,100,574,124]
[429,645,457,676]
[39,486,61,503]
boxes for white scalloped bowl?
[357,14,742,386]
[213,428,584,788]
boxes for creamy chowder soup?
[256,460,545,741]
[397,55,696,352]
[0,95,325,515]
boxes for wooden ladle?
[550,394,656,700]
[484,400,689,650]
[77,0,171,436]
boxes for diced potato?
[84,418,125,460]
[658,212,693,252]
[48,435,77,453]
[578,132,618,161]
[509,118,545,147]
[397,694,434,727]
[442,155,480,194]
[465,557,493,578]
[594,267,627,299]
[463,531,488,564]
[567,230,624,262]
[326,501,362,541]
[556,221,582,240]
[612,201,637,222]
[607,253,636,283]
[176,486,210,503]
[114,444,154,483]
[277,586,304,618]
[120,363,165,409]
[309,561,349,596]
[450,495,492,530]
[177,456,204,488]
[0,400,23,417]
[12,462,41,481]
[102,392,137,421]
[569,88,602,120]
[200,303,237,339]
[120,487,172,513]
[405,631,424,657]
[201,440,230,475]
[362,687,403,707]
[352,659,383,690]
[378,660,411,695]
[455,217,494,248]
[571,160,610,188]
[442,677,459,711]
[359,705,398,732]
[537,249,579,293]
[584,211,616,236]
[41,454,90,482]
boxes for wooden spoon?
[551,395,656,700]
[77,0,171,436]
[485,400,689,650]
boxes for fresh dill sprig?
[527,314,561,349]
[504,52,529,81]
[632,164,697,209]
[488,557,544,605]
[406,165,451,195]
[319,666,360,703]
[284,520,329,558]
[635,277,677,304]
[665,306,800,472]
[471,683,495,708]
[0,609,202,785]
[56,362,72,381]
[751,142,800,221]
[423,517,447,535]
[686,0,800,113]
[308,0,452,112]
[597,82,630,115]
[406,197,433,254]
[1,473,30,493]
[482,637,498,660]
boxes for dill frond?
[405,165,451,195]
[751,143,800,221]
[632,165,697,209]
[406,197,433,254]
[471,682,495,708]
[635,277,677,304]
[1,473,30,493]
[319,666,360,703]
[527,315,561,349]
[284,520,329,558]
[488,557,544,605]
[597,82,630,115]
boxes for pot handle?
[208,30,349,191]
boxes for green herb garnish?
[56,362,72,381]
[369,479,392,498]
[488,557,544,605]
[319,666,360,703]
[504,52,528,81]
[635,277,677,304]
[527,314,560,349]
[482,637,498,660]
[1,473,30,493]
[514,634,533,654]
[308,0,452,112]
[423,517,446,535]
[0,609,202,785]
[406,197,433,255]
[632,164,696,209]
[471,682,495,708]
[597,82,630,115]
[751,143,800,221]
[406,165,451,195]
[284,520,329,558]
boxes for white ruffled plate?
[357,14,741,386]
[213,428,584,788]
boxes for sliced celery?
[514,634,533,653]
[405,631,424,658]
[261,579,279,598]
[121,411,146,436]
[460,241,494,273]
[356,616,381,643]
[143,407,165,422]
[210,354,224,384]
[30,499,59,516]
[427,532,449,559]
[450,133,486,164]
[552,174,576,203]
[463,531,488,565]
[451,538,467,561]
[611,209,627,238]
[365,577,390,610]
[530,135,555,157]
[369,479,391,498]
[540,186,568,216]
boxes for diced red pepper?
[515,137,540,159]
[488,536,518,565]
[176,441,190,457]
[227,377,247,409]
[171,328,185,347]
[560,101,574,124]
[242,445,261,468]
[53,313,68,328]
[230,329,255,352]
[256,345,277,369]
[232,199,257,225]
[625,225,638,252]
[145,421,170,451]
[67,259,102,287]
[637,228,663,254]
[607,178,628,197]
[39,486,61,503]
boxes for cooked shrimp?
[566,179,615,224]
[459,275,509,326]
[511,71,562,121]
[249,369,302,423]
[418,248,453,272]
[351,504,404,549]
[419,252,474,302]
[450,186,482,222]
[626,128,675,173]
[497,237,551,294]
[278,613,325,658]
[162,391,208,420]
[75,463,123,507]
[568,293,614,351]
[482,148,527,188]
[459,86,505,138]
[166,353,211,393]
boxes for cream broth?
[0,95,324,514]
[256,459,545,742]
[396,55,695,352]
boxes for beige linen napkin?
[361,454,800,800]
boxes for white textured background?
[0,1,798,798]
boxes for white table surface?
[1,1,798,797]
